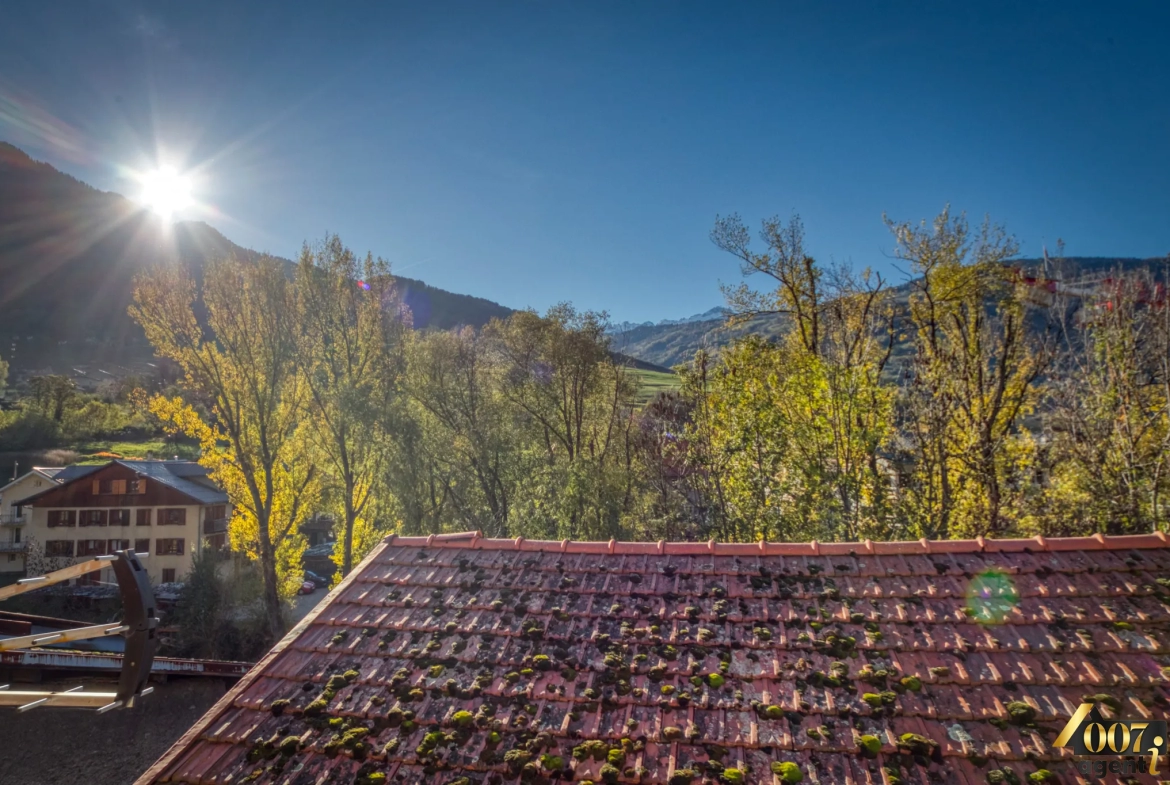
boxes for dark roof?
[123,460,227,504]
[17,460,226,506]
[136,531,1170,785]
[42,464,101,482]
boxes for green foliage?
[888,208,1042,538]
[398,303,641,540]
[168,550,274,661]
[132,255,320,637]
[296,236,406,576]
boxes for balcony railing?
[203,517,228,535]
[0,513,27,527]
[0,541,26,553]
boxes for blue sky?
[2,2,1168,323]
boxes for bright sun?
[139,166,192,219]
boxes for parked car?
[304,570,329,589]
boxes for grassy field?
[71,438,199,463]
[631,368,681,406]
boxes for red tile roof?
[135,532,1170,785]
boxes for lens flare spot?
[139,165,192,219]
[966,569,1019,624]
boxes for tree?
[488,305,640,541]
[403,327,516,536]
[296,236,407,576]
[0,353,8,396]
[130,255,314,639]
[27,375,76,422]
[888,207,1047,538]
[698,213,896,542]
[1037,265,1170,534]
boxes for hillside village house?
[10,459,230,586]
[0,464,97,580]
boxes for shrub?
[858,734,881,758]
[771,761,804,782]
[1005,701,1036,724]
[1082,693,1121,711]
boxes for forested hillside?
[0,143,513,375]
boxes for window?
[97,479,114,494]
[136,509,152,526]
[156,538,185,556]
[45,540,74,557]
[161,568,176,584]
[128,479,145,494]
[159,508,187,526]
[109,509,130,526]
[205,505,226,521]
[134,538,150,554]
[77,540,107,557]
[48,510,76,528]
[80,510,107,527]
[8,554,15,562]
[108,539,130,553]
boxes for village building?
[12,459,229,587]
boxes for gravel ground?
[0,677,230,785]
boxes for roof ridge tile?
[382,532,1170,554]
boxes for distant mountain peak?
[610,306,727,334]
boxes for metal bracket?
[0,550,159,711]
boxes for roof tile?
[135,534,1170,784]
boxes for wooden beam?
[0,690,118,709]
[0,556,114,602]
[0,623,129,652]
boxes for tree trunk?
[261,551,285,640]
[342,488,355,577]
[257,511,286,640]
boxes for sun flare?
[139,166,192,219]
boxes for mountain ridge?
[0,142,515,376]
[612,254,1170,368]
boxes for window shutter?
[139,479,147,494]
[92,480,101,495]
[113,479,126,495]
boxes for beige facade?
[0,469,59,576]
[12,460,230,587]
[25,502,227,585]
